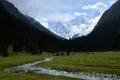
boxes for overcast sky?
[7,0,117,38]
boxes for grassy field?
[0,52,78,80]
[40,51,120,75]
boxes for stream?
[5,58,120,80]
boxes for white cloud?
[67,2,109,37]
[45,13,74,22]
[35,17,49,28]
[64,2,106,37]
[82,2,108,14]
[109,0,117,5]
[40,21,49,28]
[74,12,88,17]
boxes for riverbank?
[40,51,120,76]
[0,52,78,80]
[6,57,120,80]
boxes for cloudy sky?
[8,0,117,38]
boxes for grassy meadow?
[40,51,120,75]
[0,51,120,80]
[0,52,78,80]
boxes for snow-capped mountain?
[46,13,95,39]
[47,21,70,38]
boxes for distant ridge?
[68,0,120,51]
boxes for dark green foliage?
[0,0,65,56]
[66,51,70,56]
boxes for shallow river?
[5,58,120,80]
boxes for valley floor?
[1,51,120,80]
[0,52,78,80]
[40,51,120,76]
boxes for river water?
[5,58,120,80]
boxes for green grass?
[40,51,120,75]
[0,52,78,80]
[0,52,48,70]
[0,71,78,80]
